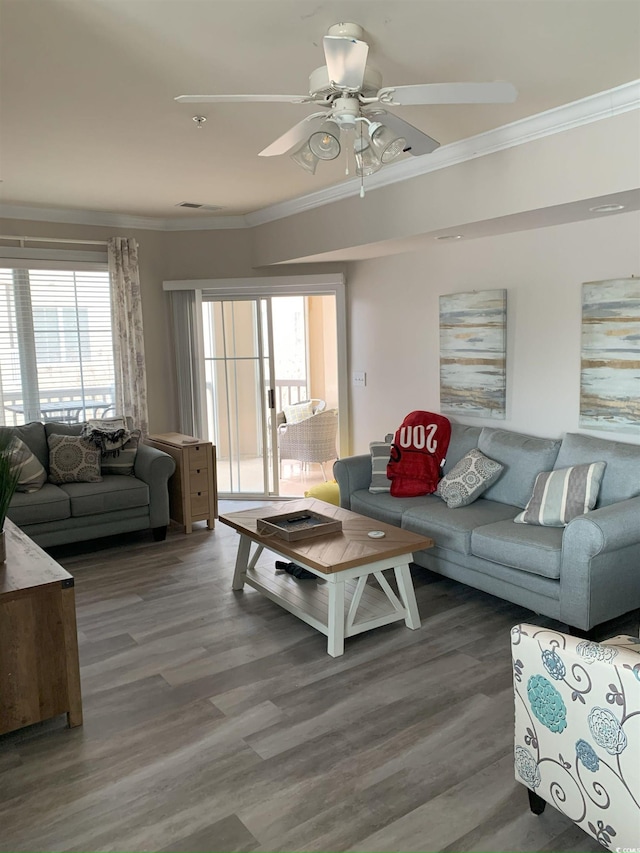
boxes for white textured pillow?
[435,448,504,508]
[283,400,314,424]
[369,441,392,493]
[514,461,606,527]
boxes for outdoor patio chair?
[278,407,338,479]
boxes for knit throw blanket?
[81,417,131,457]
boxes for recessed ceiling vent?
[176,202,223,211]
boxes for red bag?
[387,411,451,497]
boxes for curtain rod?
[0,235,108,247]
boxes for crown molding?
[2,80,638,232]
[0,203,248,231]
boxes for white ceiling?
[1,0,639,222]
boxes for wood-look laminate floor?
[1,503,638,853]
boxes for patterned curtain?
[107,237,149,436]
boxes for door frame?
[163,273,348,463]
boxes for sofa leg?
[528,788,547,815]
[152,526,168,542]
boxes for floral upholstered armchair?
[512,623,640,849]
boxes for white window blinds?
[0,267,115,426]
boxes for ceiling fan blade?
[322,35,369,91]
[376,81,517,106]
[366,111,440,156]
[175,94,311,104]
[258,113,327,157]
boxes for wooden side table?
[0,519,83,735]
[146,432,218,533]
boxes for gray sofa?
[334,424,640,631]
[3,420,176,548]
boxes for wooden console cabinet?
[146,432,218,533]
[0,519,83,736]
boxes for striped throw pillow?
[369,441,392,493]
[9,437,47,493]
[101,430,141,475]
[514,461,606,527]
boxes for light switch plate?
[353,371,366,387]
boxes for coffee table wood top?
[219,499,433,574]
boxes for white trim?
[163,273,344,292]
[0,247,108,270]
[2,81,638,232]
[0,247,107,263]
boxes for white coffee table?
[220,499,434,657]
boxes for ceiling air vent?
[176,202,223,211]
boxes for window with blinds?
[0,267,115,426]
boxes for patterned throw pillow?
[9,437,47,493]
[100,430,141,475]
[283,400,314,424]
[514,461,606,527]
[435,448,504,508]
[369,440,393,493]
[48,434,102,485]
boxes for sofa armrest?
[134,443,176,528]
[333,454,372,509]
[560,496,640,629]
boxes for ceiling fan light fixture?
[353,137,381,177]
[308,120,341,160]
[368,121,407,163]
[290,141,319,174]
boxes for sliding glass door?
[202,299,272,496]
[168,273,347,500]
[201,294,338,498]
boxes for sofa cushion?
[435,448,504,508]
[9,437,47,492]
[442,423,483,474]
[48,434,102,484]
[7,483,71,526]
[471,520,563,579]
[477,428,562,508]
[369,440,392,493]
[44,421,84,439]
[401,497,520,555]
[554,433,640,507]
[514,461,606,527]
[0,421,49,470]
[350,489,432,527]
[60,475,149,517]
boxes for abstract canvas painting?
[439,289,507,418]
[580,278,640,432]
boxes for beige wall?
[345,211,640,452]
[307,295,338,410]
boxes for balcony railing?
[1,386,115,426]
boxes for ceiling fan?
[176,22,517,178]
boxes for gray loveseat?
[334,424,640,632]
[3,420,176,548]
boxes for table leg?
[327,580,346,657]
[232,534,251,591]
[394,563,421,629]
[61,585,83,728]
